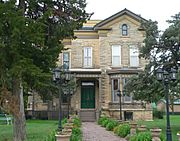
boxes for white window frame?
[122,78,132,103]
[130,46,139,67]
[62,52,70,69]
[84,47,92,68]
[112,45,121,67]
[112,78,120,102]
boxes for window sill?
[120,36,130,38]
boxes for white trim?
[112,45,121,66]
[84,47,92,67]
[129,46,139,67]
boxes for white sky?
[85,0,180,31]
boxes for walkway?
[82,122,127,141]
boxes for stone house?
[57,8,153,121]
[27,8,153,121]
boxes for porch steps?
[79,110,96,122]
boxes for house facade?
[57,9,153,121]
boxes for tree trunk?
[12,78,26,141]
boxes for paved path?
[82,122,127,141]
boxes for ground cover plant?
[0,120,57,141]
[98,116,130,138]
[137,115,180,141]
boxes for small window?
[122,24,128,36]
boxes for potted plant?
[55,130,71,141]
[150,128,162,141]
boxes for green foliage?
[125,13,180,104]
[124,71,164,103]
[130,131,152,141]
[70,127,82,141]
[97,116,109,125]
[0,0,91,102]
[70,117,82,141]
[62,118,68,127]
[44,130,56,141]
[101,119,110,127]
[137,115,180,141]
[153,109,164,119]
[160,132,166,141]
[0,1,91,139]
[105,119,118,131]
[73,117,81,128]
[114,124,130,137]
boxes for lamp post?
[156,68,177,141]
[62,83,74,119]
[117,90,122,121]
[53,67,69,131]
[66,87,74,119]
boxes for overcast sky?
[85,0,180,31]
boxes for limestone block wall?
[99,16,148,69]
[61,38,100,69]
[103,109,153,121]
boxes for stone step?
[79,110,96,122]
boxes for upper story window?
[130,46,139,67]
[122,24,128,36]
[84,47,92,67]
[63,52,69,70]
[112,45,121,66]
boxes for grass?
[0,120,58,141]
[137,115,180,141]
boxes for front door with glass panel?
[81,82,95,109]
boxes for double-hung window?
[122,78,132,103]
[112,79,120,102]
[63,52,70,70]
[84,47,92,67]
[112,45,121,66]
[130,46,139,67]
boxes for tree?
[0,0,91,141]
[125,13,180,106]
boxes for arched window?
[122,24,128,36]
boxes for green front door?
[81,85,95,109]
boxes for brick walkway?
[82,122,127,141]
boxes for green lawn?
[0,120,58,141]
[137,115,180,141]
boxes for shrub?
[70,127,82,141]
[70,117,82,141]
[114,124,130,137]
[106,119,118,131]
[97,116,109,125]
[153,109,164,119]
[73,117,81,128]
[130,131,152,141]
[101,119,110,127]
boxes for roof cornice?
[94,8,147,30]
